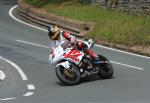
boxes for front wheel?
[97,55,113,79]
[55,63,81,85]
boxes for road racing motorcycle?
[49,39,113,85]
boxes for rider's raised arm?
[62,31,76,44]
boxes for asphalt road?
[0,0,150,103]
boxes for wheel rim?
[60,67,78,81]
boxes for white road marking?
[9,5,47,32]
[23,84,35,97]
[16,40,144,70]
[0,56,28,80]
[23,92,34,97]
[27,84,35,90]
[0,57,35,98]
[0,70,6,80]
[95,44,150,59]
[9,5,150,59]
[0,97,16,101]
[111,61,144,70]
[16,40,49,48]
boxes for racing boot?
[93,57,101,64]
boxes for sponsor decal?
[64,50,82,62]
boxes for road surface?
[0,0,150,103]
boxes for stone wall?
[80,0,150,16]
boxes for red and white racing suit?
[50,30,98,60]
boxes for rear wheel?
[97,55,113,79]
[55,63,81,85]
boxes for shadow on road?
[54,76,115,86]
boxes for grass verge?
[23,0,150,46]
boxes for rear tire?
[97,55,113,79]
[55,63,81,85]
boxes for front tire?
[97,55,113,79]
[55,63,81,85]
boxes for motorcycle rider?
[48,25,100,65]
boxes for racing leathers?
[49,30,99,63]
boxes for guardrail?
[16,1,150,56]
[17,1,95,38]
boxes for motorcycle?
[49,39,113,85]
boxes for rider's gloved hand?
[88,39,95,48]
